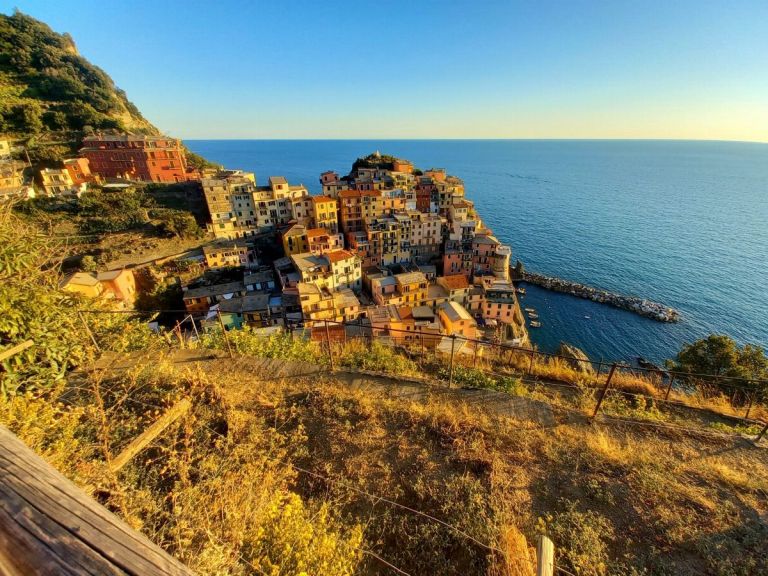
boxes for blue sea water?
[186,140,768,364]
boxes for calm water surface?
[186,139,768,364]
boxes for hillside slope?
[0,10,158,159]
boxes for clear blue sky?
[3,0,767,140]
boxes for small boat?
[584,315,591,319]
[528,313,539,319]
[524,307,536,313]
[530,321,541,328]
[517,287,526,295]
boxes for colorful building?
[80,134,192,183]
[311,195,339,233]
[437,301,477,340]
[96,269,137,305]
[203,240,254,269]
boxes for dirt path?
[88,349,558,428]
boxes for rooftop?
[395,271,427,286]
[291,252,328,272]
[439,275,470,290]
[183,281,245,300]
[438,301,474,322]
[61,272,99,288]
[326,250,356,264]
[96,270,129,282]
[311,195,336,203]
[219,293,270,314]
[244,270,274,285]
[269,176,288,186]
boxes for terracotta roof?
[306,227,329,238]
[439,275,469,290]
[326,250,355,264]
[338,189,382,199]
[311,195,336,203]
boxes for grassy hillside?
[0,10,158,160]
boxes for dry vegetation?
[2,351,767,576]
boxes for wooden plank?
[109,398,192,473]
[536,534,554,576]
[0,426,194,575]
[0,340,33,363]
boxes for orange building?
[63,158,93,185]
[80,134,193,183]
[338,189,382,234]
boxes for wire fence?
[78,308,768,443]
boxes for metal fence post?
[664,375,675,401]
[448,334,456,387]
[325,319,335,370]
[744,392,754,420]
[216,309,234,359]
[591,363,617,420]
[528,348,535,375]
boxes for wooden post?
[536,534,554,576]
[109,398,192,473]
[0,426,194,575]
[473,341,479,368]
[216,308,234,359]
[325,320,335,370]
[448,335,456,388]
[755,420,768,444]
[77,311,101,352]
[664,375,675,401]
[174,321,184,349]
[592,363,618,420]
[190,315,200,346]
[0,340,34,363]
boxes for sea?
[185,139,768,365]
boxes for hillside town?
[2,132,528,349]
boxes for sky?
[3,0,768,141]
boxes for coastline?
[516,270,681,323]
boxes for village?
[1,133,529,353]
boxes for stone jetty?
[520,271,681,323]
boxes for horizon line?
[179,137,768,144]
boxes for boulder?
[556,342,594,374]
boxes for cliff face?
[0,10,158,153]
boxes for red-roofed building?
[80,134,196,183]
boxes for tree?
[669,334,768,398]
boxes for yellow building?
[60,273,105,298]
[437,301,477,340]
[311,195,339,234]
[297,283,361,326]
[203,240,252,269]
[292,250,362,292]
[283,223,309,256]
[371,271,428,307]
[40,168,77,196]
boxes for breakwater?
[520,271,681,323]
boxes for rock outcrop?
[556,342,594,373]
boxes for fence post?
[528,348,535,375]
[755,420,768,444]
[448,334,456,388]
[77,310,101,352]
[216,309,234,359]
[591,363,618,420]
[664,374,675,401]
[473,340,479,368]
[536,534,554,576]
[325,319,335,370]
[744,392,754,420]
